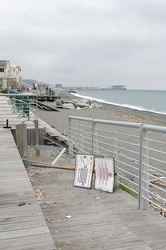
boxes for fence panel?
[68,116,166,214]
[139,124,166,213]
[93,120,141,198]
[68,116,93,157]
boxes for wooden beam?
[34,119,40,156]
[31,162,75,171]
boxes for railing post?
[139,125,149,209]
[112,132,117,160]
[79,124,83,153]
[93,120,99,155]
[112,131,118,181]
[68,116,73,157]
[92,119,95,154]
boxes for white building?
[0,60,22,90]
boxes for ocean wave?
[72,92,166,116]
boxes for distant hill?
[23,79,48,85]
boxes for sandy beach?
[36,91,166,136]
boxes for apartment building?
[0,60,22,90]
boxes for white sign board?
[95,157,114,192]
[74,154,94,188]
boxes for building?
[111,85,127,90]
[55,84,62,89]
[0,60,22,91]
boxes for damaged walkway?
[0,95,68,147]
[1,95,166,250]
[30,156,166,250]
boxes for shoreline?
[70,91,166,125]
[36,91,166,135]
[66,91,166,124]
[70,92,166,119]
[71,90,166,116]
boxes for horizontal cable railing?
[68,116,166,215]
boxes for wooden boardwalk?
[0,128,56,249]
[0,95,166,250]
[30,158,166,250]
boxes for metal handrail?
[68,116,166,214]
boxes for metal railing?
[0,94,45,129]
[68,116,166,214]
[9,96,31,119]
[3,94,43,120]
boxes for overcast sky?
[1,0,166,89]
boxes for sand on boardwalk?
[36,91,166,135]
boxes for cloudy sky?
[1,0,166,89]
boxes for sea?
[72,90,166,115]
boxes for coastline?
[36,91,166,135]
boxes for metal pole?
[52,148,66,166]
[92,119,94,155]
[138,124,149,209]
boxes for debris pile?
[34,188,44,202]
[27,167,41,183]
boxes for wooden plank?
[15,124,28,157]
[35,100,59,111]
[1,242,56,250]
[34,119,40,156]
[0,234,55,249]
[15,124,22,156]
[21,123,28,157]
[0,220,47,232]
[0,214,45,225]
[32,162,75,170]
[0,226,49,240]
[0,126,56,249]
